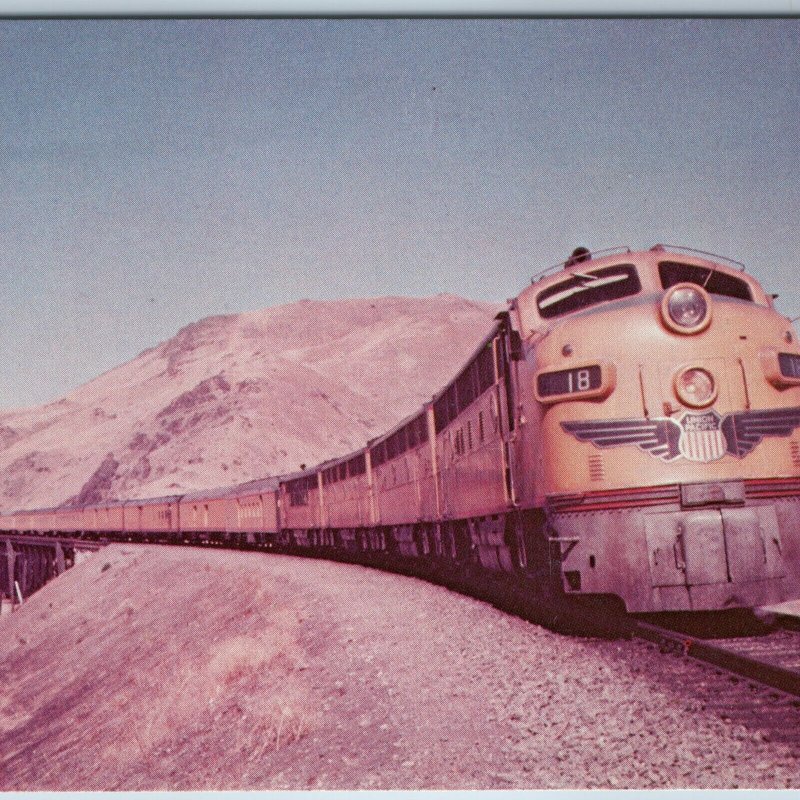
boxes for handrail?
[530,243,747,286]
[651,243,746,271]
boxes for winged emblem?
[721,406,800,457]
[561,405,800,464]
[562,417,683,462]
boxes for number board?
[537,365,602,398]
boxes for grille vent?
[588,454,605,482]
[791,440,800,469]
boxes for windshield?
[537,264,641,319]
[658,261,753,301]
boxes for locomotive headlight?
[661,283,712,334]
[674,366,717,408]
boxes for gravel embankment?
[1,544,798,789]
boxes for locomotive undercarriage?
[274,510,564,603]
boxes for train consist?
[4,244,800,614]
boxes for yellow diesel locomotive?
[511,244,800,611]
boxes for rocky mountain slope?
[0,295,499,511]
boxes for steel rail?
[631,618,800,699]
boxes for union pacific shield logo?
[561,405,800,464]
[677,410,726,462]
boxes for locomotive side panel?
[0,513,17,532]
[233,494,265,533]
[45,509,63,533]
[371,452,418,526]
[82,505,104,536]
[321,452,370,529]
[53,508,82,534]
[416,407,440,521]
[98,503,126,535]
[436,389,508,521]
[434,334,511,521]
[45,510,59,534]
[210,481,274,542]
[125,497,181,536]
[232,483,280,535]
[180,494,229,534]
[280,472,322,534]
[370,413,430,526]
[262,489,280,533]
[121,502,137,534]
[83,507,98,535]
[26,510,54,534]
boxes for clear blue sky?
[1,18,799,408]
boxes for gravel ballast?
[1,544,798,789]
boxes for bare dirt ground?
[1,544,799,790]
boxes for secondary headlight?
[661,283,712,334]
[674,366,717,407]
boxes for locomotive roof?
[123,494,183,506]
[317,446,367,472]
[366,405,430,448]
[279,465,320,484]
[82,499,128,511]
[9,496,181,513]
[182,476,279,501]
[365,321,505,449]
[8,505,62,515]
[181,485,241,501]
[235,476,280,494]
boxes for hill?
[0,295,499,511]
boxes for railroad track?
[628,615,800,700]
[469,567,800,707]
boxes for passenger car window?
[658,261,753,301]
[537,264,641,319]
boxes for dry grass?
[0,546,317,790]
